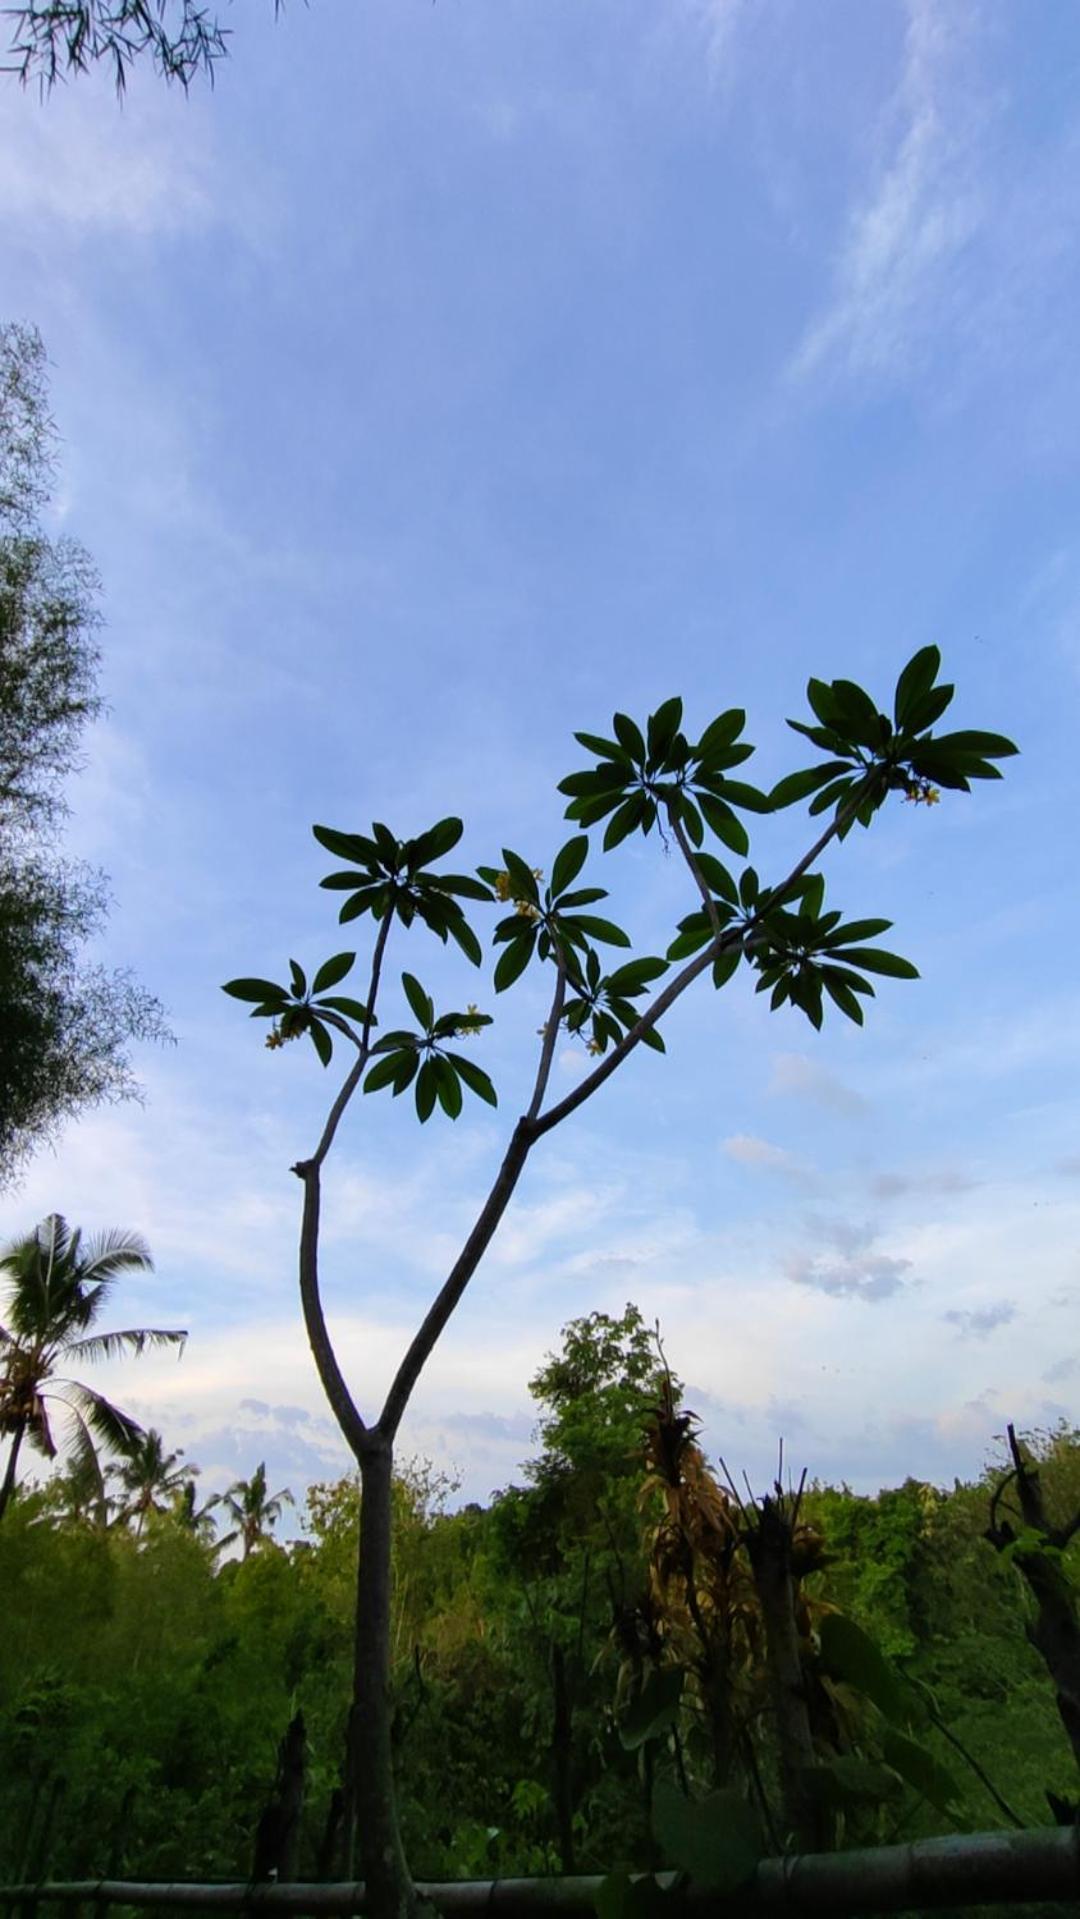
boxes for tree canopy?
[0,323,168,1187]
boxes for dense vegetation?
[2,1303,1077,1914]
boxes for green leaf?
[769,764,849,810]
[222,978,288,1005]
[903,684,954,734]
[651,1781,760,1893]
[830,677,882,743]
[833,946,919,979]
[566,914,632,947]
[613,711,646,762]
[371,821,400,867]
[433,1055,463,1119]
[493,932,536,992]
[923,729,1019,759]
[606,957,668,993]
[288,959,307,998]
[411,816,464,865]
[309,1019,333,1067]
[551,835,589,898]
[619,1667,684,1749]
[806,677,843,728]
[603,792,646,851]
[415,1058,438,1123]
[312,951,356,995]
[880,1728,961,1813]
[821,918,891,947]
[574,729,627,761]
[801,873,825,918]
[893,646,941,730]
[695,709,745,758]
[712,948,740,989]
[647,697,683,765]
[566,791,625,827]
[369,1029,419,1053]
[312,824,380,867]
[697,792,750,856]
[502,848,540,905]
[446,1053,498,1107]
[818,1612,917,1727]
[667,924,713,962]
[714,778,769,814]
[364,1052,413,1094]
[402,973,434,1029]
[822,974,865,1024]
[809,775,857,817]
[338,888,381,922]
[445,914,484,968]
[557,887,609,909]
[430,873,494,902]
[313,996,370,1023]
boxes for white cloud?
[722,1133,808,1179]
[768,1050,867,1115]
[682,0,749,82]
[0,81,215,236]
[943,1301,1017,1339]
[791,0,983,385]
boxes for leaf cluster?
[772,647,1017,829]
[362,972,496,1122]
[315,815,490,965]
[222,951,369,1068]
[558,698,768,856]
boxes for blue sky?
[3,0,1079,1513]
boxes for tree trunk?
[550,1642,576,1873]
[0,1416,27,1521]
[748,1498,822,1854]
[350,1438,414,1919]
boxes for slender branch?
[308,911,394,1171]
[378,1118,536,1439]
[291,912,395,1458]
[533,778,874,1141]
[297,1164,366,1454]
[526,959,567,1124]
[668,806,722,938]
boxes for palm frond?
[76,1229,154,1286]
[52,1380,143,1456]
[61,1406,109,1522]
[65,1326,186,1365]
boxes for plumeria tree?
[225,649,1015,1919]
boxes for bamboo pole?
[4,1826,1079,1917]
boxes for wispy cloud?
[0,83,216,236]
[784,1215,911,1303]
[943,1301,1017,1339]
[723,1133,809,1180]
[790,0,983,385]
[768,1051,867,1115]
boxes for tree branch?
[378,1118,535,1440]
[526,960,567,1124]
[532,778,876,1141]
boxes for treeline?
[2,1303,1078,1912]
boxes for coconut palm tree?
[169,1476,222,1545]
[0,1213,186,1520]
[219,1460,293,1558]
[109,1427,194,1535]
